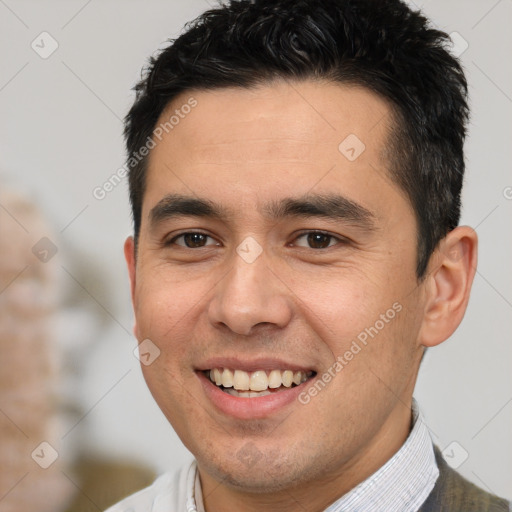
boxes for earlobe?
[418,226,478,348]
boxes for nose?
[207,244,293,337]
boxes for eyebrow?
[149,194,232,228]
[263,194,376,230]
[149,193,376,231]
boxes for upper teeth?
[208,368,312,391]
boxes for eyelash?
[165,230,347,250]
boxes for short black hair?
[124,0,469,278]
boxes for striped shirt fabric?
[322,399,439,511]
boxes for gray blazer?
[418,446,510,512]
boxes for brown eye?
[308,233,332,249]
[184,233,207,248]
[169,232,218,248]
[293,231,342,249]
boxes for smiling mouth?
[204,368,316,398]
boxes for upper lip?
[195,357,316,373]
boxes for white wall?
[1,0,510,501]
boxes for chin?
[197,442,320,494]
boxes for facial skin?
[124,81,477,512]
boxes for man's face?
[126,81,428,493]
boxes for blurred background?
[0,0,511,510]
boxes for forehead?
[156,80,390,151]
[144,80,406,222]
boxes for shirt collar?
[188,398,438,512]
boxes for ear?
[418,226,478,348]
[124,236,139,339]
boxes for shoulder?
[419,445,511,512]
[104,460,196,512]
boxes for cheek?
[133,268,214,385]
[292,266,418,384]
[287,267,386,345]
[134,267,204,340]
[140,358,195,446]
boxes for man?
[109,0,510,510]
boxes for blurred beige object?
[0,187,73,512]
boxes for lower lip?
[196,371,312,420]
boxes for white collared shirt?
[105,399,439,512]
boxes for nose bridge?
[208,241,292,336]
